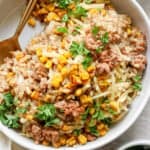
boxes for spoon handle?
[14,0,37,36]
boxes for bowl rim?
[118,139,150,150]
[0,0,150,150]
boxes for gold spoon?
[0,0,37,63]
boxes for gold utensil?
[0,0,37,63]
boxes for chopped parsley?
[96,46,104,53]
[89,126,99,136]
[92,26,99,36]
[73,6,87,18]
[82,107,90,120]
[57,0,72,8]
[100,32,109,45]
[73,129,81,136]
[133,75,142,91]
[0,93,20,129]
[36,104,61,126]
[70,41,93,68]
[62,14,69,22]
[57,27,68,33]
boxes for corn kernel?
[46,4,55,11]
[127,28,132,35]
[99,129,107,136]
[101,9,107,16]
[61,67,68,76]
[6,72,14,79]
[45,60,52,69]
[80,71,89,81]
[58,10,67,17]
[47,45,52,51]
[89,8,99,15]
[58,55,67,64]
[38,8,48,15]
[110,101,119,111]
[26,114,33,120]
[51,74,63,88]
[89,108,95,115]
[78,134,87,145]
[36,48,42,57]
[87,65,95,73]
[75,88,83,96]
[45,12,60,22]
[66,137,76,146]
[64,51,71,58]
[60,137,66,145]
[80,95,93,104]
[39,56,48,63]
[71,75,82,85]
[44,94,51,102]
[16,52,24,61]
[97,123,105,130]
[31,91,39,100]
[62,125,72,131]
[61,38,67,49]
[28,17,36,27]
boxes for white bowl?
[0,0,150,150]
[118,140,150,150]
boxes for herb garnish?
[36,104,61,126]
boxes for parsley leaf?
[57,27,68,33]
[89,126,99,136]
[82,55,93,69]
[133,75,141,82]
[36,104,61,126]
[3,93,14,108]
[62,14,69,22]
[92,26,99,36]
[36,104,56,121]
[73,6,87,18]
[133,82,142,91]
[73,129,81,136]
[45,118,61,126]
[100,32,109,45]
[82,108,89,120]
[92,109,105,120]
[57,0,72,8]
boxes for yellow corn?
[36,48,42,57]
[99,129,107,136]
[101,9,107,16]
[39,56,48,63]
[51,74,63,88]
[6,72,14,79]
[127,28,132,35]
[109,101,119,111]
[61,39,67,49]
[75,88,83,96]
[97,123,105,130]
[38,8,48,15]
[44,94,51,102]
[89,108,95,115]
[66,136,76,146]
[45,12,60,22]
[16,52,24,61]
[87,65,95,73]
[28,17,36,27]
[64,51,71,58]
[62,125,72,131]
[46,4,55,12]
[80,71,90,81]
[26,114,33,121]
[45,60,52,69]
[71,75,82,85]
[60,137,66,145]
[47,45,52,51]
[78,134,87,145]
[58,55,67,64]
[31,91,39,100]
[61,67,68,76]
[80,95,93,104]
[89,8,99,15]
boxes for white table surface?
[1,0,150,150]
